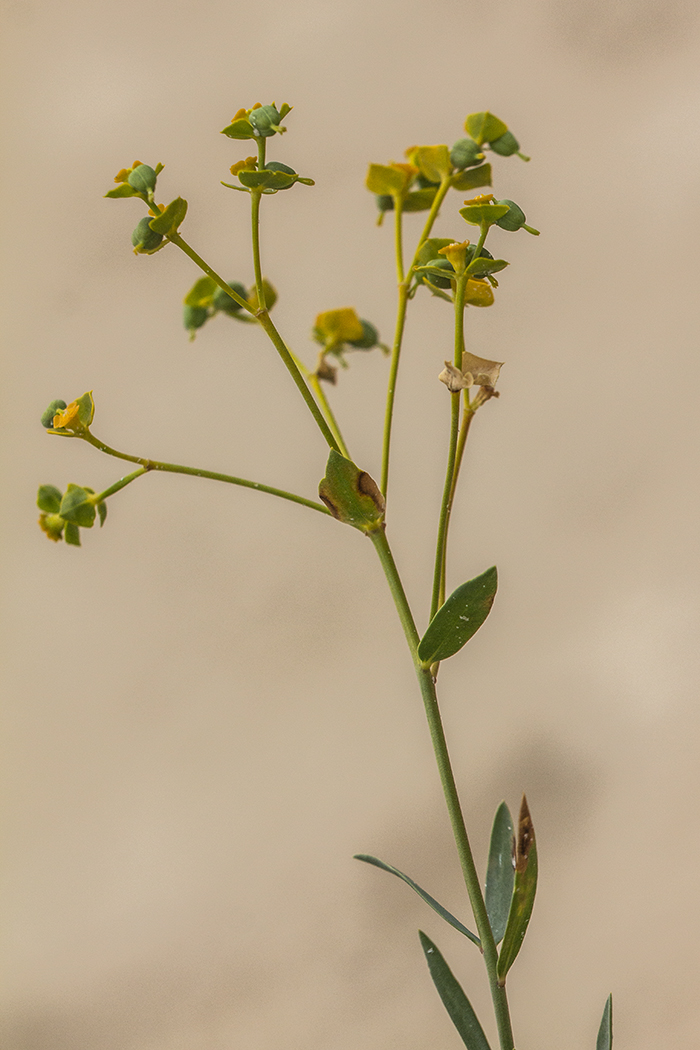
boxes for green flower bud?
[425,257,455,289]
[183,305,209,335]
[41,399,67,429]
[212,281,248,315]
[493,199,540,236]
[127,164,158,195]
[131,216,163,253]
[346,320,379,350]
[38,512,65,542]
[450,138,484,170]
[489,131,520,157]
[249,105,283,137]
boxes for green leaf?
[59,484,96,528]
[104,183,140,199]
[411,144,451,183]
[465,257,509,277]
[402,187,438,212]
[64,522,81,546]
[221,117,255,139]
[417,567,497,667]
[354,855,480,947]
[75,390,95,427]
[365,163,410,196]
[485,802,515,944]
[37,484,63,514]
[496,797,538,985]
[465,112,508,146]
[419,933,492,1050]
[596,995,613,1050]
[184,276,218,308]
[97,501,107,527]
[450,164,492,192]
[459,203,510,228]
[318,450,385,533]
[415,238,455,267]
[149,197,187,236]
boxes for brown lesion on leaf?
[356,471,386,517]
[515,794,534,874]
[318,491,340,519]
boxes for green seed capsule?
[264,161,296,175]
[212,281,248,315]
[41,399,67,428]
[425,258,455,289]
[489,131,520,157]
[376,194,394,212]
[248,105,282,137]
[346,320,379,349]
[131,217,163,252]
[494,199,527,231]
[127,164,158,194]
[183,305,209,333]
[450,138,484,170]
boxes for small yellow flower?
[38,512,64,542]
[113,160,143,184]
[438,241,471,275]
[463,193,494,206]
[52,401,81,430]
[230,157,258,176]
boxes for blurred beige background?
[3,0,700,1047]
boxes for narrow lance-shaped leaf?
[419,932,492,1050]
[496,795,538,985]
[596,994,613,1050]
[485,802,515,944]
[418,567,497,667]
[354,855,480,947]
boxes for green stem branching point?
[81,432,330,516]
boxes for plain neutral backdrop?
[3,1,700,1047]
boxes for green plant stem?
[80,432,330,516]
[251,136,267,308]
[93,467,148,503]
[167,234,339,452]
[308,373,351,458]
[430,273,468,620]
[394,197,405,284]
[255,309,341,451]
[369,527,514,1050]
[380,176,452,498]
[437,398,475,608]
[169,232,252,313]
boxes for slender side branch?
[381,176,452,498]
[369,527,514,1050]
[80,432,331,516]
[430,273,468,619]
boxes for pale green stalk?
[81,432,330,516]
[381,176,452,497]
[430,271,468,619]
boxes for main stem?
[369,527,514,1050]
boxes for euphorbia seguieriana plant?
[36,102,613,1050]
